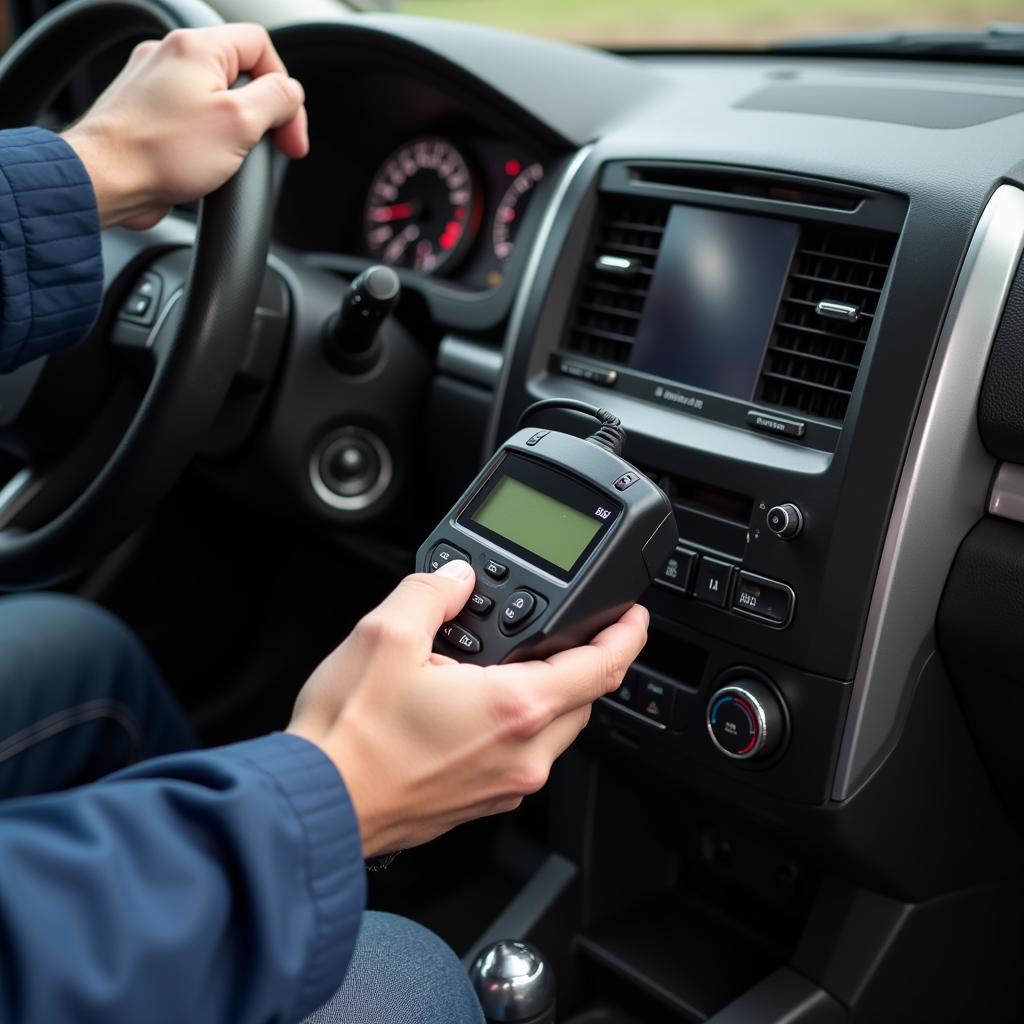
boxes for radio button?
[732,572,795,628]
[766,503,804,540]
[484,557,508,581]
[610,675,634,708]
[499,590,537,634]
[654,547,696,594]
[746,410,806,440]
[467,593,494,616]
[559,358,617,387]
[428,542,470,573]
[440,622,482,654]
[609,672,641,711]
[694,557,733,608]
[637,676,675,727]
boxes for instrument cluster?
[362,134,544,288]
[270,60,554,294]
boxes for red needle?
[370,203,415,223]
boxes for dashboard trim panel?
[833,183,1024,800]
[485,144,595,458]
[988,461,1024,525]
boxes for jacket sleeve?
[0,733,367,1024]
[0,127,103,374]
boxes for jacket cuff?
[224,733,368,1017]
[0,127,103,372]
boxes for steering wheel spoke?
[111,285,184,369]
[104,215,195,364]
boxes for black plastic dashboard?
[252,16,1024,831]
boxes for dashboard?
[68,9,1024,1019]
[239,7,1024,820]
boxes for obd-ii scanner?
[418,401,678,665]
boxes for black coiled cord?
[516,399,626,456]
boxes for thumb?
[431,559,477,622]
[229,72,305,142]
[368,560,477,660]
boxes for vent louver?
[755,225,897,422]
[565,196,669,365]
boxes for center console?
[490,155,909,808]
[468,146,1024,1020]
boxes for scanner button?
[484,558,508,580]
[428,542,470,573]
[613,472,639,491]
[499,590,537,634]
[467,593,494,616]
[525,431,548,447]
[440,622,482,655]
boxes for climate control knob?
[766,503,803,540]
[706,680,786,761]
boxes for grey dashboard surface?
[268,15,1024,285]
[286,16,1024,203]
[735,82,1024,127]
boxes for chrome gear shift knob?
[469,940,556,1024]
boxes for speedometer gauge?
[364,137,479,274]
[492,162,544,262]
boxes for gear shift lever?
[469,940,556,1024]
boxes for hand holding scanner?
[417,402,677,665]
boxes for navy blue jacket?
[0,129,366,1021]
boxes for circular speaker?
[310,427,392,512]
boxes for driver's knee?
[0,593,195,797]
[303,911,485,1024]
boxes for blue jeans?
[0,593,484,1024]
[306,912,486,1024]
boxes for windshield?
[395,0,1021,50]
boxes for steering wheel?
[0,0,273,589]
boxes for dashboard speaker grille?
[755,225,897,422]
[565,196,669,364]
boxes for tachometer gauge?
[492,161,544,262]
[364,137,479,274]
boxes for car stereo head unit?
[552,163,905,453]
[628,204,799,402]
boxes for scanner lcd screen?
[471,476,602,572]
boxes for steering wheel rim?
[0,0,274,589]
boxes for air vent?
[755,225,897,422]
[565,196,669,365]
[630,165,861,211]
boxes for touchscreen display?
[471,476,602,572]
[628,205,799,400]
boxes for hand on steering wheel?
[0,1,298,589]
[64,23,308,229]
